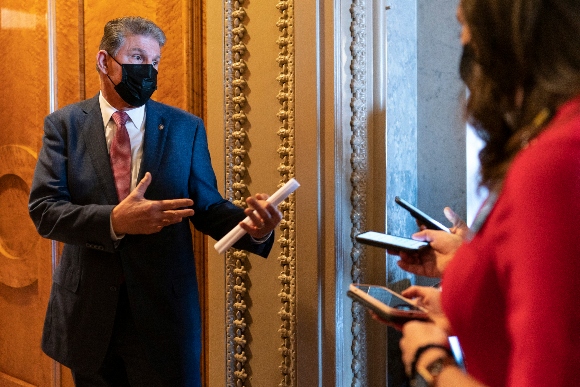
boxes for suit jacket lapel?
[79,95,119,204]
[138,100,169,183]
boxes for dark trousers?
[71,284,184,387]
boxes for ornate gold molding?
[275,1,296,386]
[224,1,251,386]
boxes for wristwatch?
[413,356,456,387]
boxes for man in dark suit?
[28,16,281,386]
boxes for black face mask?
[107,54,158,107]
[459,43,476,87]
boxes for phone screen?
[395,196,451,233]
[448,336,466,371]
[356,231,429,252]
[355,284,423,311]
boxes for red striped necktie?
[110,111,131,201]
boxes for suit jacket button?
[110,286,117,292]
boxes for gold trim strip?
[275,1,297,386]
[224,1,250,386]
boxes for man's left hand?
[239,194,283,240]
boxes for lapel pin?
[158,124,164,130]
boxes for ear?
[96,50,109,73]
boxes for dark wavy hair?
[462,0,580,191]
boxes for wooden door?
[0,1,205,385]
[0,0,54,385]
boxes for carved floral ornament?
[349,0,369,386]
[275,1,297,386]
[225,1,251,387]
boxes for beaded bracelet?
[410,344,454,379]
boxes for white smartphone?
[347,283,429,324]
[448,336,466,371]
[356,231,429,252]
[395,196,451,233]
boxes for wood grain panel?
[0,1,49,152]
[55,0,83,107]
[0,0,54,386]
[0,370,36,387]
[1,1,204,385]
[0,146,39,288]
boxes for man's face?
[107,34,161,82]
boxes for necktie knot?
[112,111,129,127]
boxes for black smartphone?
[356,231,429,252]
[395,196,451,233]
[347,283,429,324]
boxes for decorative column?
[224,1,251,386]
[275,1,297,386]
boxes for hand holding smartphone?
[395,196,451,233]
[356,231,429,252]
[347,283,429,324]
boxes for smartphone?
[394,196,451,233]
[356,231,429,252]
[347,283,429,324]
[448,336,466,371]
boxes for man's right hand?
[111,172,195,235]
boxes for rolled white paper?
[214,178,300,254]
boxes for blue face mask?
[107,54,158,107]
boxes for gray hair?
[99,16,166,56]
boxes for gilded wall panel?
[222,1,297,386]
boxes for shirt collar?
[99,91,146,129]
